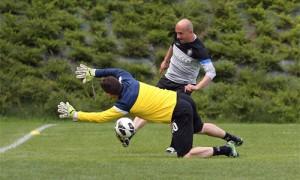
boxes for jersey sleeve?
[200,59,216,80]
[193,40,216,79]
[94,68,134,81]
[76,106,126,123]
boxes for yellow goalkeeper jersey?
[77,68,177,123]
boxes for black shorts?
[171,93,204,157]
[157,75,191,95]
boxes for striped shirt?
[165,34,216,84]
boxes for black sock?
[223,132,235,142]
[213,146,231,156]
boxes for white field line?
[0,124,56,153]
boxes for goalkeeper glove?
[57,102,76,119]
[75,64,96,84]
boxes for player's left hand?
[57,102,76,118]
[184,84,198,93]
[75,64,96,84]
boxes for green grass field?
[0,118,299,180]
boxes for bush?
[154,48,167,67]
[255,20,278,38]
[214,60,237,82]
[113,20,144,39]
[1,0,299,123]
[0,0,28,14]
[120,38,150,58]
[193,81,300,123]
[285,61,300,76]
[41,58,71,80]
[247,4,267,21]
[37,38,66,55]
[117,61,155,82]
[92,53,116,68]
[90,5,107,21]
[275,13,294,30]
[68,43,96,62]
[93,37,117,53]
[146,29,170,46]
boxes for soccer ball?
[115,117,135,138]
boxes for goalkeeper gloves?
[57,102,76,119]
[75,64,96,84]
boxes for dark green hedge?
[0,0,299,122]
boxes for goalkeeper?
[58,65,239,158]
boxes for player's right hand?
[57,102,76,119]
[75,64,96,84]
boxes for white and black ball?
[115,117,135,138]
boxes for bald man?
[133,19,243,154]
[159,18,215,92]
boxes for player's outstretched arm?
[58,103,125,123]
[75,64,134,83]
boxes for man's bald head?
[176,18,193,32]
[175,18,194,43]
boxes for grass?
[0,118,300,180]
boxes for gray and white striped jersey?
[165,35,216,84]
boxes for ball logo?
[117,122,127,136]
[172,122,178,133]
